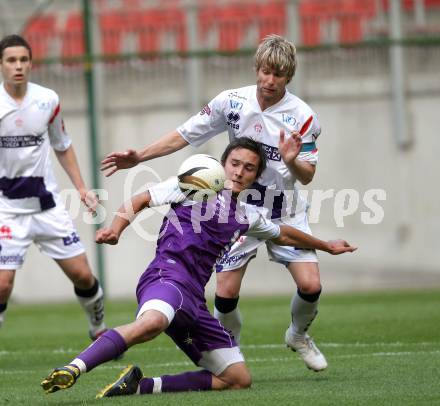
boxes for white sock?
[152,377,162,393]
[76,286,106,334]
[214,306,242,344]
[71,358,87,373]
[290,292,319,336]
[0,311,4,328]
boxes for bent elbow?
[299,176,313,185]
[276,236,289,246]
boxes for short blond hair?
[254,34,297,83]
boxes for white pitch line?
[1,341,439,357]
[1,350,440,376]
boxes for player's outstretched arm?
[95,192,151,245]
[101,130,189,177]
[272,225,357,255]
[55,145,98,214]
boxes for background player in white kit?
[0,35,106,339]
[101,34,327,371]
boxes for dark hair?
[0,34,32,61]
[221,138,267,178]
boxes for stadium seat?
[61,12,84,62]
[257,1,287,40]
[336,0,377,44]
[381,0,440,11]
[22,14,57,61]
[128,6,186,57]
[198,1,254,51]
[299,1,327,46]
[162,7,187,53]
[100,11,126,57]
[299,0,378,45]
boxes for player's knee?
[216,279,241,298]
[217,362,252,390]
[0,275,14,299]
[297,280,321,295]
[71,269,95,289]
[224,369,252,389]
[234,371,252,389]
[0,281,13,299]
[135,311,168,342]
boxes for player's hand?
[95,227,119,245]
[100,149,141,177]
[79,189,99,216]
[278,129,302,165]
[325,239,357,255]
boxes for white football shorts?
[0,204,85,269]
[198,347,245,376]
[217,210,318,272]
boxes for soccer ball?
[177,154,226,198]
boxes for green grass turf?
[1,290,439,405]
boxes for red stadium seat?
[130,6,186,56]
[336,0,377,44]
[381,0,440,11]
[22,14,57,60]
[100,11,126,57]
[299,1,328,46]
[162,7,187,52]
[299,0,377,45]
[60,12,84,61]
[198,1,254,51]
[257,1,287,40]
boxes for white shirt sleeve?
[147,176,186,207]
[297,113,320,166]
[244,204,281,240]
[177,91,228,147]
[48,93,72,152]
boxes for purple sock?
[76,329,127,372]
[139,370,212,394]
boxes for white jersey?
[0,82,71,214]
[177,85,321,219]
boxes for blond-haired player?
[101,34,328,371]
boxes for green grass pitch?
[1,290,439,405]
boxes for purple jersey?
[139,177,280,296]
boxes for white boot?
[285,327,327,372]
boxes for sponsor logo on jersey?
[227,91,247,101]
[282,113,298,127]
[229,99,243,110]
[0,253,24,265]
[184,334,193,345]
[200,104,211,116]
[15,118,23,127]
[254,123,262,133]
[62,232,81,246]
[0,135,44,148]
[226,111,240,129]
[37,101,51,110]
[260,142,281,161]
[217,251,248,266]
[0,225,12,240]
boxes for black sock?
[215,295,239,313]
[74,278,99,298]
